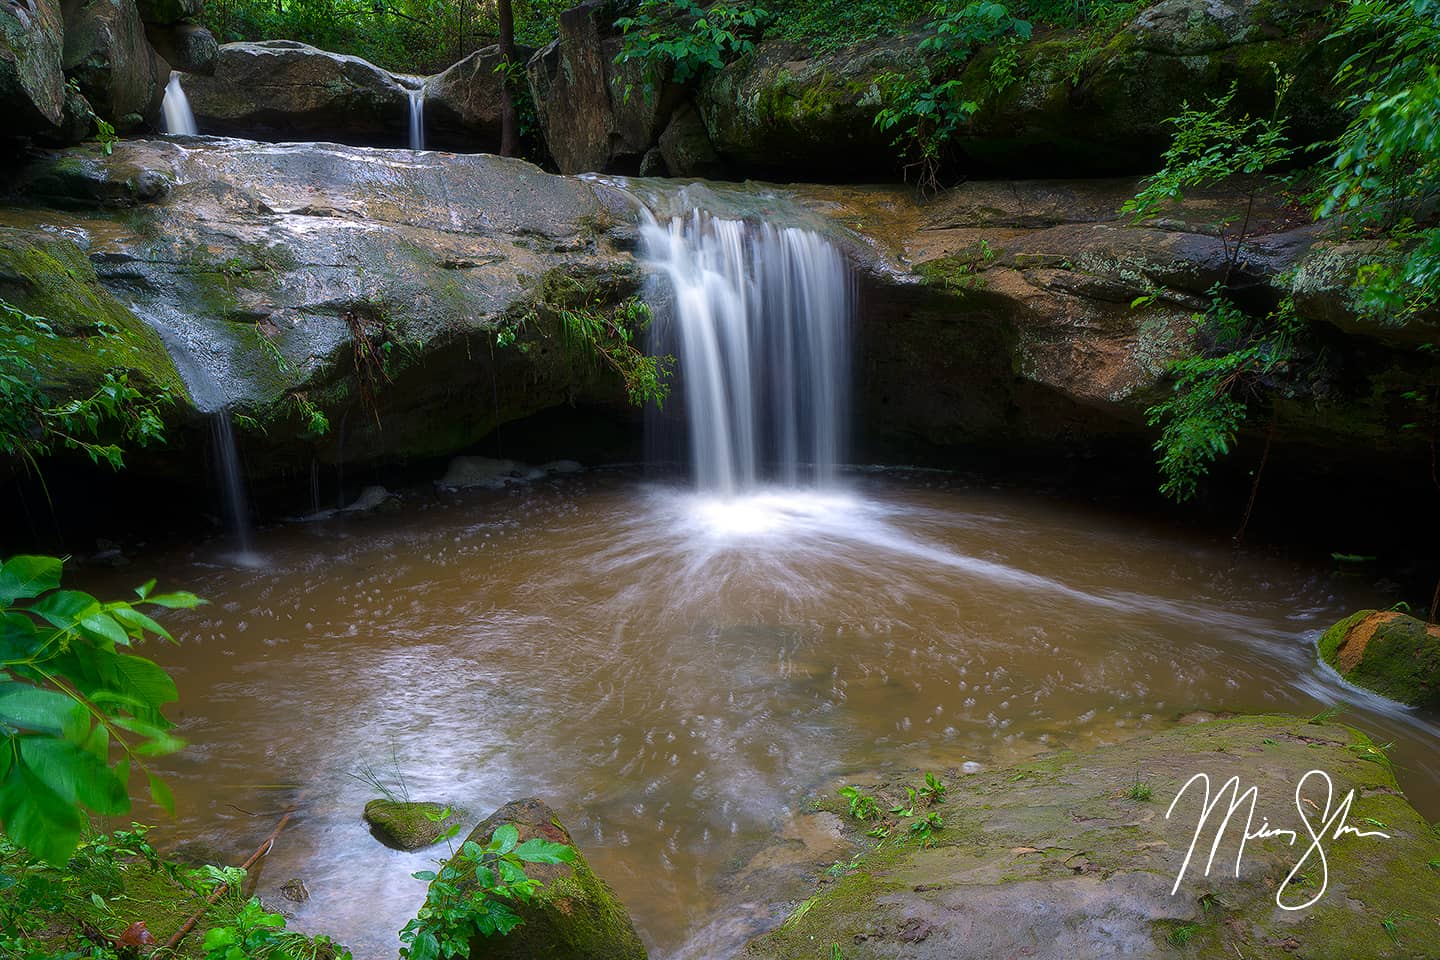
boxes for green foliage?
[1320,0,1440,323]
[907,810,943,846]
[399,824,576,960]
[1145,292,1302,501]
[0,555,201,865]
[1124,74,1300,502]
[65,79,118,155]
[204,896,353,960]
[1123,774,1154,802]
[0,299,171,476]
[873,1,1031,192]
[837,785,879,821]
[558,297,673,408]
[615,0,770,87]
[761,0,931,50]
[204,0,572,74]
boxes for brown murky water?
[83,468,1440,959]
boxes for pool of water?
[83,468,1440,959]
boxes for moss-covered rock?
[1319,610,1440,709]
[447,797,647,960]
[1,0,68,139]
[0,224,189,406]
[363,799,465,851]
[746,716,1440,959]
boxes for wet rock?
[1,0,68,138]
[134,0,203,26]
[62,0,164,130]
[448,798,646,960]
[183,41,411,145]
[1319,610,1440,709]
[280,878,310,902]
[145,22,218,75]
[340,485,398,513]
[438,457,545,490]
[363,799,465,851]
[748,716,1440,960]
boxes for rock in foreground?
[747,716,1440,959]
[1319,611,1440,709]
[448,798,646,960]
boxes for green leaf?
[513,838,576,864]
[148,772,175,815]
[109,605,172,641]
[0,759,84,864]
[0,555,63,605]
[142,591,204,610]
[491,823,520,855]
[0,682,88,739]
[18,736,130,814]
[79,611,130,648]
[30,590,100,632]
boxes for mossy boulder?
[363,799,465,851]
[1319,610,1440,709]
[446,797,646,960]
[61,0,165,130]
[0,224,189,406]
[1,0,68,139]
[746,716,1440,959]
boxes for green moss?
[0,227,190,404]
[1318,610,1440,708]
[363,799,463,850]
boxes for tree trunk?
[498,0,519,157]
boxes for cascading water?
[406,87,425,150]
[639,208,852,493]
[161,73,197,136]
[210,409,256,560]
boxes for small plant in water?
[838,785,879,821]
[889,786,919,818]
[1123,771,1153,802]
[1166,922,1201,947]
[918,771,948,805]
[399,824,575,960]
[908,811,944,846]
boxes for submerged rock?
[1319,610,1440,709]
[449,798,646,960]
[363,799,465,851]
[438,457,545,490]
[747,716,1440,959]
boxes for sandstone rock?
[183,40,411,144]
[746,716,1440,959]
[1,0,68,137]
[526,0,680,174]
[363,799,465,850]
[145,21,217,75]
[423,43,533,151]
[449,798,646,960]
[62,0,163,130]
[1319,610,1440,708]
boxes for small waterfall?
[161,73,197,136]
[210,409,257,562]
[406,87,425,150]
[639,208,852,493]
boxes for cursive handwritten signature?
[1165,769,1390,911]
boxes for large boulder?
[747,716,1440,959]
[445,798,646,960]
[183,40,411,145]
[1319,610,1440,709]
[62,0,164,130]
[145,21,217,75]
[1,0,68,137]
[0,138,643,470]
[525,0,682,174]
[422,43,533,152]
[133,0,200,25]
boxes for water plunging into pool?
[406,87,425,150]
[639,209,851,494]
[161,73,197,136]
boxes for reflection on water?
[86,470,1439,959]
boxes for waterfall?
[639,208,852,493]
[406,87,425,150]
[210,409,257,562]
[161,73,197,136]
